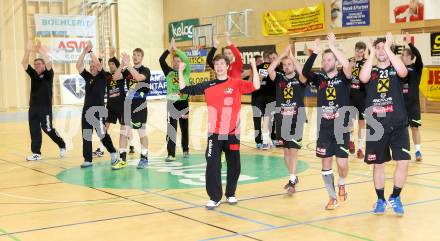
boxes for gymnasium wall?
[0,0,164,111]
[164,0,440,50]
[0,0,27,111]
[163,0,440,112]
[117,0,164,71]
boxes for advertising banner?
[262,3,325,36]
[34,14,97,63]
[169,18,200,42]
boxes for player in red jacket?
[179,55,260,210]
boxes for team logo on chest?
[326,80,337,101]
[326,87,336,100]
[352,67,360,77]
[224,87,234,94]
[110,79,117,87]
[283,82,294,99]
[172,76,179,85]
[377,69,390,93]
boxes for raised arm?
[408,43,423,71]
[109,46,116,58]
[268,45,290,81]
[249,58,260,90]
[37,45,53,71]
[159,38,175,75]
[178,62,187,90]
[76,41,91,73]
[89,43,102,72]
[206,35,219,69]
[159,49,173,75]
[22,40,33,70]
[359,39,375,84]
[121,52,146,82]
[226,32,243,70]
[175,48,191,82]
[327,33,351,79]
[302,38,321,80]
[179,62,209,95]
[290,48,307,83]
[112,65,124,81]
[384,32,408,78]
[405,33,423,72]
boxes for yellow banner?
[189,72,211,85]
[262,3,325,36]
[420,67,440,101]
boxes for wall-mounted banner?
[420,67,440,101]
[38,37,95,63]
[430,33,440,56]
[34,14,96,37]
[390,0,440,23]
[262,3,325,36]
[168,18,199,42]
[185,48,208,72]
[34,14,97,63]
[147,71,167,100]
[59,74,86,105]
[189,72,211,85]
[330,0,370,28]
[237,45,276,69]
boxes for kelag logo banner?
[168,18,199,42]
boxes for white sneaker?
[261,143,271,150]
[205,200,221,210]
[26,153,42,161]
[60,148,66,158]
[80,161,93,168]
[226,196,238,205]
[110,152,118,165]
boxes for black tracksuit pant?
[82,106,116,162]
[28,104,65,154]
[251,95,277,144]
[166,100,189,157]
[205,134,241,202]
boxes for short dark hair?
[355,41,366,50]
[373,38,386,47]
[133,48,144,57]
[267,51,278,56]
[213,54,230,66]
[254,55,262,59]
[34,58,45,64]
[108,57,120,68]
[403,48,415,60]
[322,49,336,59]
[173,55,182,60]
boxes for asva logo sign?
[57,154,309,190]
[168,18,199,42]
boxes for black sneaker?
[120,152,127,162]
[129,146,135,154]
[92,148,104,157]
[284,177,299,195]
